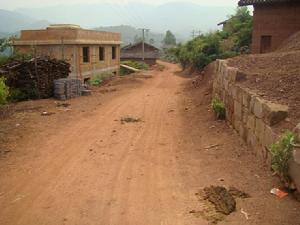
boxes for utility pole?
[139,28,150,61]
[191,30,195,39]
[191,30,202,39]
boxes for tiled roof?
[238,0,293,6]
[122,41,159,51]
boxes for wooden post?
[34,44,41,99]
[61,37,65,60]
[142,29,145,61]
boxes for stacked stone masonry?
[213,59,300,190]
[213,59,288,160]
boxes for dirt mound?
[192,186,250,224]
[228,51,300,129]
[228,186,251,199]
[203,186,236,215]
[277,31,300,52]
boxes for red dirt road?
[0,61,299,225]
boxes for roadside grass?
[212,96,226,120]
[270,131,296,186]
[89,72,114,87]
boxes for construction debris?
[241,208,250,220]
[270,188,288,198]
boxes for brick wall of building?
[252,2,300,53]
[13,26,121,79]
[16,44,120,79]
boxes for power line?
[191,30,202,38]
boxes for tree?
[134,35,142,44]
[164,7,252,71]
[149,38,155,45]
[222,7,253,51]
[163,30,176,46]
[0,38,11,53]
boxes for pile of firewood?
[0,57,70,99]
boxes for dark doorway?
[260,35,272,53]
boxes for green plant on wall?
[0,77,9,105]
[212,96,226,120]
[270,131,296,185]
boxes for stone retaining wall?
[212,59,300,190]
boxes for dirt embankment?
[228,50,300,129]
[277,31,300,52]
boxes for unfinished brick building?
[12,24,121,80]
[239,0,300,53]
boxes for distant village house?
[238,0,300,53]
[12,24,122,81]
[121,41,160,65]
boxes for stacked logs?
[0,57,70,99]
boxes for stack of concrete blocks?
[54,78,82,100]
[212,59,300,190]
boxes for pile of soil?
[277,31,300,52]
[193,186,250,224]
[228,50,300,129]
[203,186,236,215]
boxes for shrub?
[168,7,252,71]
[89,75,103,86]
[0,55,9,65]
[8,87,39,102]
[270,131,296,184]
[212,96,226,120]
[89,72,113,86]
[0,77,9,105]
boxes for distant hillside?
[15,2,235,40]
[0,9,50,35]
[95,25,164,47]
[0,31,10,38]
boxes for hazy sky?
[2,0,239,10]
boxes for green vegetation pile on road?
[120,60,149,75]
